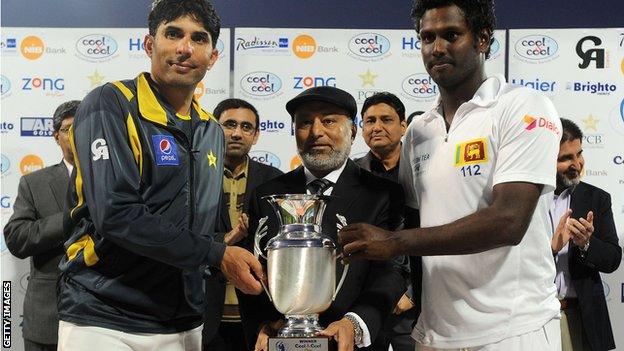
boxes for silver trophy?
[254,194,349,339]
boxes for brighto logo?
[259,119,286,132]
[402,73,438,100]
[293,76,336,89]
[511,77,556,92]
[349,33,390,58]
[76,34,118,61]
[566,81,616,95]
[515,35,558,61]
[240,72,282,97]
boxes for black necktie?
[307,178,333,195]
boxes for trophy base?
[279,314,323,338]
[268,336,336,351]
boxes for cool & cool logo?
[515,35,558,61]
[240,72,282,97]
[76,34,118,61]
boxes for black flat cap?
[286,86,357,120]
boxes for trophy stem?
[279,314,323,338]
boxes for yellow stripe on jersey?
[126,113,143,178]
[68,125,85,219]
[112,81,134,101]
[137,73,168,126]
[66,234,99,266]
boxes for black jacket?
[568,182,621,351]
[237,160,406,349]
[59,73,226,333]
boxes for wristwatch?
[343,314,363,345]
[580,240,590,258]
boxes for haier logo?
[293,76,336,89]
[566,81,616,95]
[249,151,281,168]
[349,33,391,59]
[401,73,438,100]
[576,36,607,69]
[76,34,118,61]
[259,120,286,133]
[128,38,145,51]
[514,35,558,62]
[511,78,556,92]
[20,117,54,137]
[22,77,65,91]
[402,37,421,51]
[240,72,282,97]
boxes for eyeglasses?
[58,127,72,134]
[220,120,256,135]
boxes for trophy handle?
[333,213,350,301]
[253,216,273,302]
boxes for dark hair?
[53,100,81,132]
[411,0,496,59]
[407,111,425,126]
[361,92,406,121]
[148,0,221,45]
[213,98,260,129]
[560,118,583,145]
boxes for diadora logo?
[566,81,616,95]
[293,76,336,89]
[576,36,607,69]
[240,72,282,98]
[20,117,53,137]
[20,154,44,175]
[76,34,118,61]
[292,35,316,59]
[235,36,289,54]
[259,119,286,133]
[152,135,179,166]
[20,36,44,60]
[523,115,560,135]
[91,138,110,161]
[511,77,556,92]
[1,75,11,97]
[22,76,65,91]
[514,35,559,62]
[349,33,391,60]
[401,73,438,101]
[249,151,281,168]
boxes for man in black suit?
[4,100,80,351]
[203,98,283,351]
[238,86,406,351]
[550,118,621,351]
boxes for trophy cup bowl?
[254,194,349,343]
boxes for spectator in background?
[550,118,621,351]
[203,98,282,351]
[4,100,80,351]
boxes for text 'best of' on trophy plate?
[254,194,349,351]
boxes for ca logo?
[91,138,110,161]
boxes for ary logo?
[76,34,118,62]
[293,76,336,90]
[349,33,391,60]
[240,72,282,98]
[259,119,286,133]
[20,117,54,137]
[91,138,110,161]
[1,75,11,97]
[566,81,616,95]
[249,151,281,168]
[0,154,10,176]
[235,36,289,55]
[511,77,556,92]
[401,73,439,101]
[576,36,608,69]
[514,35,559,62]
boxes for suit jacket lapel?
[322,160,361,240]
[49,162,70,211]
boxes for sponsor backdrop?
[1,26,623,350]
